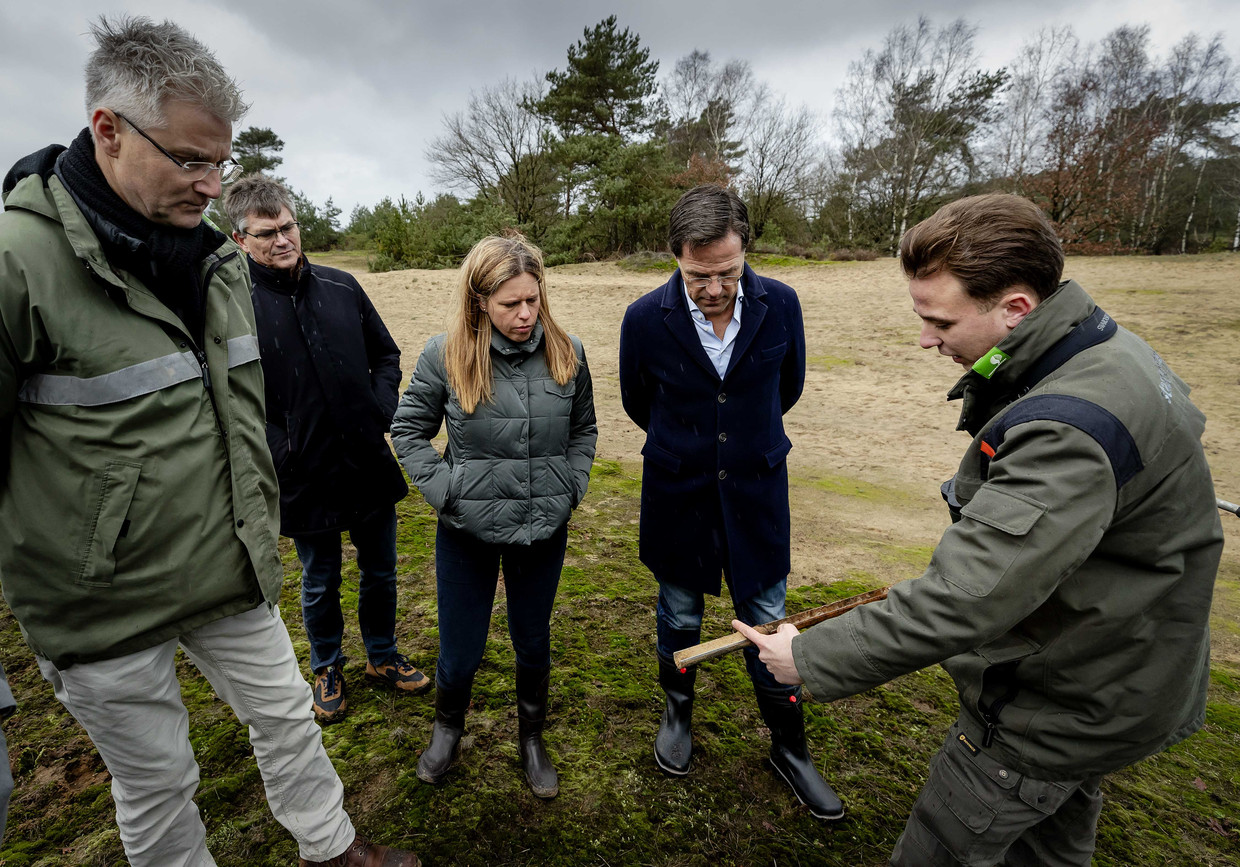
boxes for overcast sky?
[3,1,1238,218]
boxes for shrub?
[617,251,676,272]
[367,252,406,273]
[828,247,880,262]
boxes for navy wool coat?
[619,263,806,601]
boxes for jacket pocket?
[641,441,682,473]
[975,632,1041,665]
[271,411,300,472]
[764,435,793,467]
[759,342,787,360]
[76,461,143,588]
[959,486,1046,535]
[945,485,1047,597]
[543,379,577,398]
[443,461,465,514]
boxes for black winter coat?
[249,258,407,535]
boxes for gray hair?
[668,185,750,256]
[222,174,297,234]
[84,15,249,131]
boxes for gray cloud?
[3,1,1237,216]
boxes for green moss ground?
[0,462,1237,864]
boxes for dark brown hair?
[900,193,1064,304]
[668,185,750,256]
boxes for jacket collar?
[659,262,768,381]
[248,255,311,295]
[491,321,544,356]
[948,280,1097,430]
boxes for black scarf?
[54,128,221,345]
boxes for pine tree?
[535,16,659,141]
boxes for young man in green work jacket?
[737,193,1222,866]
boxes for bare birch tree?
[739,97,820,241]
[835,17,1006,252]
[426,77,555,227]
[662,50,761,174]
[988,26,1077,192]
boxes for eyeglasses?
[242,221,300,242]
[684,274,742,291]
[115,112,243,183]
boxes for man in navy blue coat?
[619,186,843,820]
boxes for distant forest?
[220,15,1240,268]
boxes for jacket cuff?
[792,613,883,702]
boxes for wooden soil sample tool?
[672,586,890,670]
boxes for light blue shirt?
[683,280,744,378]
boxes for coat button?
[717,393,727,403]
[718,470,727,480]
[214,336,222,344]
[236,519,245,528]
[718,432,727,443]
[998,769,1008,780]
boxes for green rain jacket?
[793,281,1222,779]
[0,170,284,668]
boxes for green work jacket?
[0,172,283,668]
[794,281,1222,779]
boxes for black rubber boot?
[654,655,696,775]
[516,664,558,799]
[416,683,471,784]
[756,686,845,820]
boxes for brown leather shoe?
[299,834,421,867]
[365,653,432,695]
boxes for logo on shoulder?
[971,347,1011,380]
[1096,314,1111,331]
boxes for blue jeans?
[292,506,399,672]
[433,520,567,691]
[656,577,792,694]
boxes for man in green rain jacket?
[0,15,419,867]
[736,193,1222,866]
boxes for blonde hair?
[445,234,578,414]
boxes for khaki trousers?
[890,721,1104,867]
[37,605,355,866]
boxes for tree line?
[240,15,1240,267]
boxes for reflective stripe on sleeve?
[17,334,261,407]
[226,334,261,368]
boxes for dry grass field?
[349,252,1240,668]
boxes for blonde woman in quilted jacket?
[392,234,596,799]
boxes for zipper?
[978,661,1021,748]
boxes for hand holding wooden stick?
[672,586,890,670]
